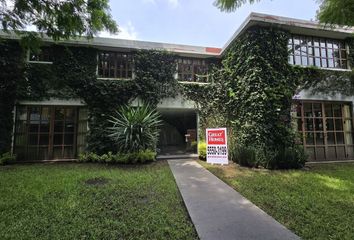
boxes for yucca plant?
[108,104,162,153]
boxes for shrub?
[77,150,156,164]
[198,141,207,160]
[266,145,308,169]
[230,145,258,168]
[0,152,16,165]
[108,103,162,153]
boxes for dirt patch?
[85,177,110,186]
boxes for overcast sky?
[101,0,320,47]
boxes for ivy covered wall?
[0,40,24,154]
[0,26,353,160]
[0,41,178,155]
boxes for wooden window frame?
[177,58,209,82]
[97,51,133,79]
[288,35,349,70]
[294,100,354,161]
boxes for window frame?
[97,51,134,80]
[177,57,210,83]
[27,47,54,64]
[288,35,349,70]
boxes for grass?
[0,161,198,240]
[199,161,354,240]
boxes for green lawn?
[200,161,354,240]
[0,161,198,240]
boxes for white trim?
[293,64,352,72]
[27,61,53,64]
[97,77,133,81]
[18,98,86,106]
[178,81,210,85]
[11,105,16,155]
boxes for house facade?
[0,13,353,162]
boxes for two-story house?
[1,13,353,162]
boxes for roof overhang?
[0,12,353,58]
[221,12,354,55]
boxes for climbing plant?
[134,49,179,105]
[0,40,24,154]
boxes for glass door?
[14,106,80,161]
[294,101,354,161]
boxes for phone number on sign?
[207,146,227,155]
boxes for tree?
[0,0,118,41]
[317,0,354,27]
[214,0,354,26]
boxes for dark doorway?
[158,109,197,155]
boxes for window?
[288,35,348,69]
[98,52,133,79]
[177,58,209,82]
[293,101,354,161]
[28,47,53,63]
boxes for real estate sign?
[206,128,228,165]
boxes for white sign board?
[206,128,228,165]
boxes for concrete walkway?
[168,160,300,240]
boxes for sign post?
[206,128,228,165]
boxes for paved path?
[168,160,300,240]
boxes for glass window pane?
[333,104,342,117]
[39,134,49,145]
[64,134,74,145]
[335,119,343,131]
[336,132,344,144]
[337,146,345,158]
[326,119,334,131]
[295,56,301,65]
[54,134,63,145]
[315,119,323,131]
[328,146,336,159]
[28,134,38,145]
[327,132,335,144]
[325,104,333,117]
[54,121,64,132]
[313,103,322,117]
[304,103,312,117]
[316,133,325,145]
[305,119,314,131]
[316,147,325,160]
[306,132,314,145]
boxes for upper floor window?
[288,35,348,69]
[28,47,53,63]
[98,52,133,79]
[177,58,209,82]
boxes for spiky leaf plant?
[108,104,162,153]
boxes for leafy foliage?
[0,40,24,154]
[223,26,297,151]
[108,104,162,153]
[317,0,354,26]
[229,145,258,167]
[214,0,260,12]
[78,149,156,164]
[0,0,118,41]
[134,49,179,105]
[214,0,354,27]
[0,152,16,165]
[198,141,207,160]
